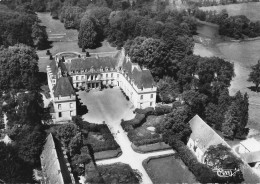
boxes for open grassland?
[200,2,260,21]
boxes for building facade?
[46,50,157,123]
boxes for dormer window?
[100,67,103,72]
[105,67,108,71]
[81,69,84,73]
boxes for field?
[143,154,197,183]
[200,2,260,21]
[36,13,117,72]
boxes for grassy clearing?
[37,13,117,73]
[143,154,197,184]
[200,2,260,21]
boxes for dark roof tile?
[54,77,75,97]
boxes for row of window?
[71,67,115,74]
[58,103,73,110]
[140,94,153,100]
[75,73,119,81]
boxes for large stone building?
[47,50,157,123]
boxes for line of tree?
[192,8,260,39]
[0,3,49,49]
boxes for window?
[106,74,108,78]
[76,76,79,80]
[70,103,73,108]
[151,94,153,99]
[59,112,62,117]
[81,76,84,80]
[111,73,113,77]
[70,111,73,116]
[140,95,143,100]
[150,102,153,106]
[58,104,61,110]
[117,74,119,78]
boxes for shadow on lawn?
[76,95,88,115]
[247,86,259,92]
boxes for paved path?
[79,88,175,183]
[41,93,51,108]
[96,111,174,184]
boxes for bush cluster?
[134,105,172,117]
[85,124,120,152]
[121,113,146,131]
[128,130,162,146]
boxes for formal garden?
[121,106,173,153]
[143,154,197,183]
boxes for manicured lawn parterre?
[98,163,141,184]
[123,115,165,146]
[143,154,197,184]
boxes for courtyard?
[77,87,135,124]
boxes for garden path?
[96,116,175,184]
[78,88,175,184]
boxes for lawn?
[200,2,260,21]
[98,163,141,184]
[143,154,197,184]
[77,88,135,124]
[36,13,117,72]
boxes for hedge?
[84,124,120,152]
[172,141,219,183]
[127,129,162,146]
[121,113,146,131]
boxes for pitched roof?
[40,134,73,184]
[54,77,75,97]
[122,59,155,89]
[66,56,119,71]
[49,59,58,75]
[239,138,260,152]
[189,115,229,152]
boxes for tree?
[16,126,46,166]
[182,90,208,118]
[59,6,84,29]
[78,15,101,49]
[31,22,49,49]
[157,107,192,146]
[56,123,77,146]
[222,102,240,139]
[248,60,260,92]
[204,144,244,183]
[0,142,34,182]
[0,44,39,92]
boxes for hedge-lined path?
[96,119,175,184]
[78,88,174,183]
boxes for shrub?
[154,105,172,115]
[121,121,133,132]
[134,107,155,116]
[127,129,162,146]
